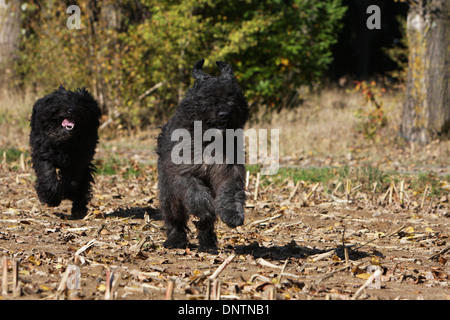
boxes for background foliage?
[16,0,346,128]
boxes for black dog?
[157,59,249,252]
[30,86,101,218]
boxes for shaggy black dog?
[157,59,249,252]
[30,86,101,219]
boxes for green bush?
[17,0,346,128]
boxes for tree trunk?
[401,0,450,143]
[0,0,20,89]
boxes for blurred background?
[0,0,448,174]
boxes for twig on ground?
[345,180,351,200]
[247,213,283,227]
[333,181,342,195]
[341,227,350,265]
[205,278,212,300]
[249,274,271,283]
[284,220,303,228]
[254,173,261,201]
[210,253,235,280]
[288,181,301,202]
[421,185,430,208]
[277,257,290,283]
[256,258,282,269]
[105,268,113,300]
[305,183,320,202]
[164,279,175,300]
[74,239,96,264]
[388,181,394,204]
[12,258,20,297]
[129,235,149,253]
[372,182,378,194]
[66,226,96,232]
[2,257,8,296]
[105,268,121,300]
[429,245,450,261]
[329,194,351,204]
[351,269,382,300]
[309,250,334,262]
[399,180,404,205]
[212,279,221,300]
[267,285,277,300]
[245,171,250,190]
[352,224,406,252]
[262,181,276,193]
[316,264,351,284]
[124,283,166,295]
[55,265,71,300]
[380,187,390,203]
[19,153,26,171]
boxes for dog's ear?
[58,85,66,91]
[77,87,91,98]
[77,88,102,119]
[192,59,209,81]
[216,61,234,80]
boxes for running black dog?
[157,59,249,252]
[30,86,101,218]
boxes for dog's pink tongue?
[62,119,75,129]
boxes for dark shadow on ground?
[52,206,162,220]
[233,240,371,261]
[106,206,162,220]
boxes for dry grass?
[251,87,362,158]
[1,86,448,177]
[250,86,406,160]
[0,89,37,151]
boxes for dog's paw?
[198,244,218,254]
[197,229,218,253]
[163,238,188,249]
[37,181,62,207]
[220,210,244,228]
[71,203,88,219]
[39,192,62,207]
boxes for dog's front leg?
[213,164,246,228]
[68,165,95,219]
[33,159,62,207]
[183,177,218,253]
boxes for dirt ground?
[0,87,449,301]
[0,138,448,301]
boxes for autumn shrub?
[353,80,387,140]
[17,0,346,128]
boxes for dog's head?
[31,86,101,144]
[179,59,249,131]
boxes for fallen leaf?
[356,273,372,280]
[97,284,106,292]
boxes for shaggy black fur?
[157,59,249,252]
[29,86,101,219]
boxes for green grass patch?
[248,165,391,191]
[246,164,448,197]
[95,156,142,178]
[409,172,445,197]
[0,147,28,163]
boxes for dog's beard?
[40,110,78,144]
[216,119,227,130]
[46,123,75,143]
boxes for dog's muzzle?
[217,112,229,129]
[62,118,75,131]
